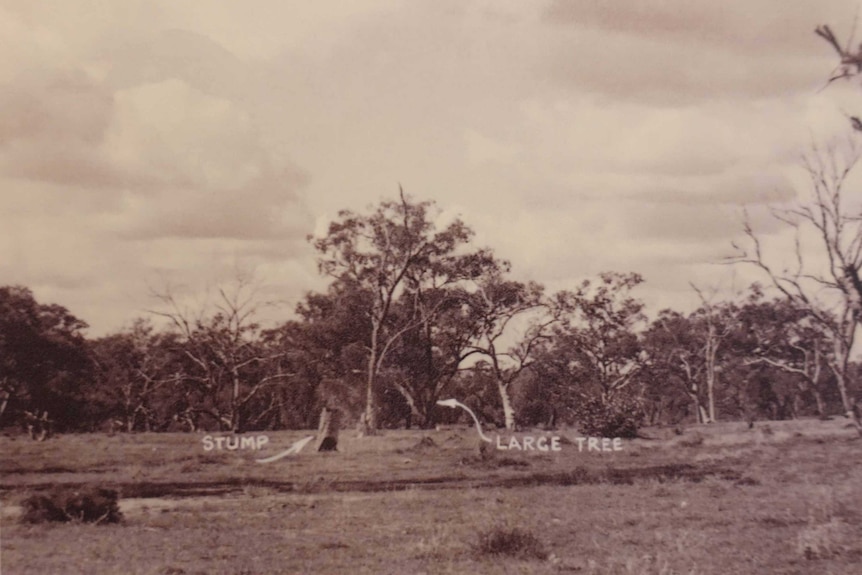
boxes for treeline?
[1,194,859,438]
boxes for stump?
[315,407,340,452]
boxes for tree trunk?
[0,391,9,425]
[706,378,716,423]
[688,390,708,424]
[362,325,380,436]
[833,371,862,436]
[230,369,243,433]
[812,389,826,418]
[698,404,710,425]
[498,380,516,431]
[316,407,339,451]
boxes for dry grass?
[1,418,860,574]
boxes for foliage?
[466,271,570,430]
[21,487,122,525]
[576,394,643,439]
[0,285,93,431]
[310,189,483,433]
[90,319,182,432]
[151,279,294,433]
[533,272,645,427]
[473,525,548,560]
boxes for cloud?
[3,0,859,335]
[0,68,118,191]
[0,3,316,334]
[544,0,852,55]
[541,0,856,104]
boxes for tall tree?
[0,286,92,432]
[310,189,477,434]
[535,273,646,425]
[262,282,373,428]
[737,290,832,418]
[689,284,739,424]
[642,310,711,424]
[152,279,291,432]
[90,319,182,432]
[732,144,862,434]
[385,249,501,428]
[464,269,568,431]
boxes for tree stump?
[316,407,340,452]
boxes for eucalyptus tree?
[732,144,862,434]
[736,290,833,418]
[464,269,570,431]
[310,189,485,434]
[90,318,182,432]
[384,252,501,428]
[151,278,291,432]
[534,272,646,427]
[0,285,92,432]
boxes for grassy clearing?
[1,418,860,574]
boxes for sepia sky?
[2,0,862,336]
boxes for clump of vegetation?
[473,525,548,560]
[576,395,642,438]
[797,519,854,560]
[20,487,123,524]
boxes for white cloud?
[3,0,860,334]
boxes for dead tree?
[731,143,862,436]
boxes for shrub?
[576,395,642,438]
[473,525,548,560]
[21,487,123,524]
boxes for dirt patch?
[10,462,738,501]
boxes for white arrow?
[436,398,493,443]
[256,435,314,463]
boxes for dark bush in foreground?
[473,525,548,560]
[576,395,642,438]
[21,487,123,524]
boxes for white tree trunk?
[498,381,516,431]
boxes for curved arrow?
[256,435,314,463]
[436,398,493,443]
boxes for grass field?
[1,419,861,574]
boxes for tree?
[384,248,503,428]
[152,279,291,432]
[310,189,478,434]
[732,143,862,435]
[641,290,741,426]
[464,269,568,431]
[642,310,709,424]
[816,24,862,99]
[0,286,92,432]
[737,289,832,418]
[262,282,373,429]
[689,284,740,424]
[90,319,182,432]
[534,273,646,429]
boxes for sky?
[2,0,862,337]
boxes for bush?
[576,395,642,438]
[21,487,123,524]
[473,525,548,560]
